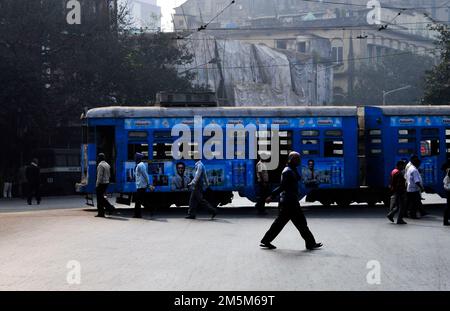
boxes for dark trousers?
[188,187,216,216]
[444,192,450,225]
[96,183,110,216]
[261,201,317,248]
[387,192,406,223]
[134,188,150,217]
[255,183,270,213]
[27,182,41,204]
[406,191,422,218]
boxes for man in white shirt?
[255,158,270,215]
[405,157,424,219]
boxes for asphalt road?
[0,193,449,291]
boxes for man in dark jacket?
[25,158,41,205]
[260,152,322,250]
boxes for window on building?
[276,40,288,49]
[331,46,343,64]
[331,39,344,64]
[297,42,306,53]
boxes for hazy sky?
[157,0,187,31]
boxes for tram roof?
[86,106,358,118]
[371,106,450,116]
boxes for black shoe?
[307,243,323,250]
[211,211,217,220]
[95,214,105,218]
[133,215,142,219]
[444,222,449,226]
[397,220,407,225]
[27,202,32,205]
[387,215,394,223]
[260,242,276,249]
[185,215,196,219]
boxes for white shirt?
[406,165,422,193]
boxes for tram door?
[419,128,440,187]
[96,126,116,183]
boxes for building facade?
[128,0,161,31]
[174,0,443,104]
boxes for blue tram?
[76,106,359,208]
[365,106,450,198]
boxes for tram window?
[154,131,172,139]
[370,149,382,154]
[152,142,173,160]
[421,128,439,136]
[302,150,319,155]
[398,137,416,144]
[420,139,439,157]
[301,130,319,137]
[128,131,148,139]
[128,144,149,160]
[398,148,414,155]
[280,139,292,146]
[370,138,382,144]
[398,129,416,136]
[325,130,342,137]
[369,129,382,136]
[302,139,318,145]
[324,140,344,157]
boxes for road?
[0,193,449,291]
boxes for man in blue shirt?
[186,160,217,219]
[134,153,154,218]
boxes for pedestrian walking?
[260,152,322,250]
[405,155,428,217]
[443,162,450,226]
[386,161,407,224]
[255,158,270,215]
[186,160,217,220]
[25,158,41,205]
[134,153,154,218]
[3,169,13,199]
[95,153,115,218]
[405,157,424,219]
